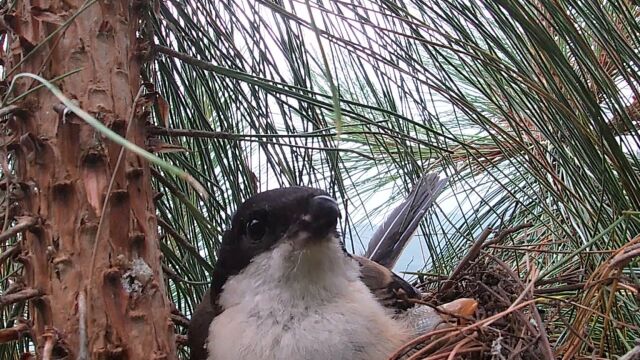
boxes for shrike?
[187,175,475,359]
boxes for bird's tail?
[365,172,448,268]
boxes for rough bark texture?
[2,1,177,358]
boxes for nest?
[389,226,552,360]
[389,228,640,360]
[391,258,545,359]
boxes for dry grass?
[390,228,640,359]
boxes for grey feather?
[365,172,448,268]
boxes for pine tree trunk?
[2,1,177,358]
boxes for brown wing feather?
[354,256,422,312]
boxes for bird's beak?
[301,195,341,241]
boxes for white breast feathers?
[206,237,410,360]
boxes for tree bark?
[2,1,177,358]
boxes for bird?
[187,174,476,360]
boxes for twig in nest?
[388,327,458,360]
[0,216,37,245]
[444,334,476,360]
[484,254,547,339]
[439,228,492,294]
[390,300,536,360]
[406,331,478,360]
[439,224,533,295]
[0,288,42,307]
[509,336,538,360]
[523,259,554,360]
[0,321,29,343]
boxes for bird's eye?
[246,219,266,241]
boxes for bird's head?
[210,187,348,300]
[228,186,340,254]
